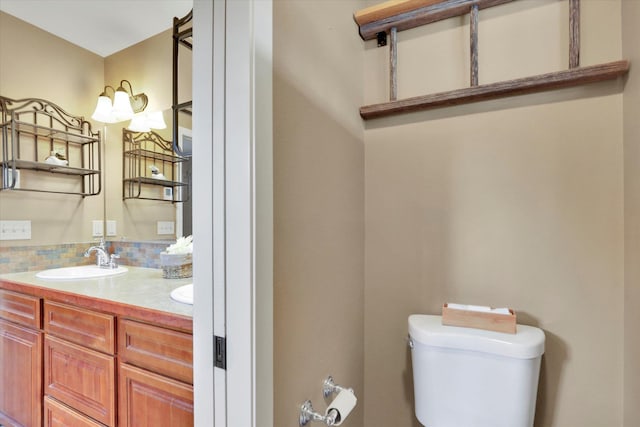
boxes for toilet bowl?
[409,314,545,427]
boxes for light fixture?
[91,92,115,123]
[127,113,152,132]
[91,79,151,126]
[145,111,167,130]
[111,87,135,122]
[126,111,167,133]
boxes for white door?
[192,1,273,426]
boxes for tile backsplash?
[0,241,170,274]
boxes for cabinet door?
[44,335,115,426]
[0,319,43,427]
[44,396,104,427]
[119,363,194,427]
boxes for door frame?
[192,1,273,426]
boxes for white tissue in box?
[448,303,511,315]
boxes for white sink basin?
[170,284,193,305]
[36,265,128,280]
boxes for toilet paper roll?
[325,389,357,426]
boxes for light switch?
[0,220,31,240]
[92,220,104,237]
[157,221,175,235]
[107,220,117,236]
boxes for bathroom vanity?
[0,267,193,427]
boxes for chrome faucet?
[84,239,118,268]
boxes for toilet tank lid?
[409,314,545,359]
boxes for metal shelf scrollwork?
[0,96,101,197]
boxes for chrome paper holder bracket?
[299,376,353,426]
[299,400,339,426]
[322,376,352,398]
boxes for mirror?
[101,12,192,243]
[0,4,192,247]
[104,107,192,242]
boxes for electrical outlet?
[163,187,173,201]
[157,221,175,235]
[92,220,104,237]
[0,220,31,240]
[107,220,117,236]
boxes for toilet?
[408,314,545,427]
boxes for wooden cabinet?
[0,319,43,427]
[43,301,116,426]
[0,289,42,427]
[44,301,115,354]
[44,336,116,426]
[118,319,193,384]
[119,364,194,427]
[0,289,41,329]
[44,396,104,427]
[118,319,194,426]
[0,287,192,427]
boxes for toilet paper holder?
[299,400,339,426]
[299,376,357,426]
[322,375,353,398]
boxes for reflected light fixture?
[91,80,165,131]
[127,111,168,133]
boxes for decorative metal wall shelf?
[0,96,101,196]
[122,129,188,202]
[354,0,630,120]
[172,9,193,156]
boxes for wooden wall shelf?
[355,0,630,120]
[355,0,514,41]
[360,60,630,120]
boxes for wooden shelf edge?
[356,0,514,41]
[355,0,442,26]
[360,60,630,120]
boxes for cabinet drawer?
[119,363,193,427]
[118,319,193,384]
[44,301,115,354]
[44,396,104,427]
[44,335,115,427]
[0,289,41,329]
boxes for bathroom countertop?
[0,266,193,332]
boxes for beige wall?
[0,12,187,247]
[622,2,640,426]
[273,1,365,426]
[0,12,105,246]
[364,1,624,427]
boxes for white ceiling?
[0,0,192,57]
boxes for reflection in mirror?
[109,108,191,242]
[176,126,192,237]
[0,4,191,272]
[101,17,192,243]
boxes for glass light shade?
[146,111,167,129]
[127,113,151,132]
[111,90,134,122]
[91,96,116,123]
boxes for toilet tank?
[409,314,545,427]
